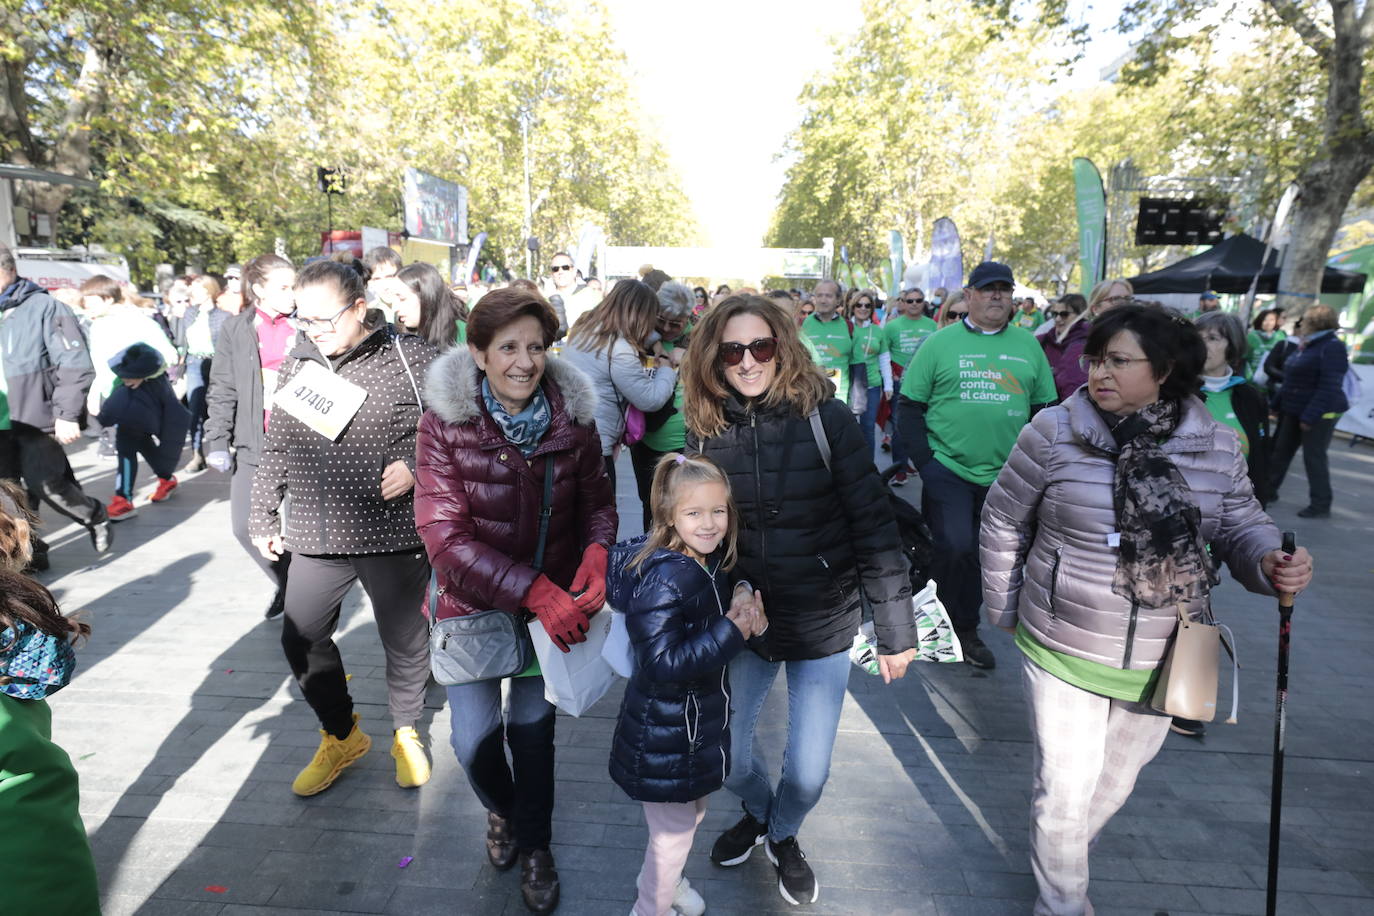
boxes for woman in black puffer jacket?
[680,295,917,907]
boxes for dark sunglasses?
[903,297,925,304]
[854,301,873,309]
[947,311,969,320]
[718,337,778,366]
[550,264,573,272]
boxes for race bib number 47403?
[275,360,368,441]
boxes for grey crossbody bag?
[425,458,554,685]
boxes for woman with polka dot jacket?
[248,259,438,799]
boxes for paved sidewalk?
[33,435,1374,915]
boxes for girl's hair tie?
[674,454,687,465]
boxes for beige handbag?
[1150,604,1239,723]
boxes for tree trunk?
[1270,0,1374,321]
[1277,153,1374,317]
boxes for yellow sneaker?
[392,726,431,788]
[291,714,371,797]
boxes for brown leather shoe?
[486,811,518,871]
[519,848,560,914]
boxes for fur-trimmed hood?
[424,346,599,427]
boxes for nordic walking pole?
[1265,530,1297,916]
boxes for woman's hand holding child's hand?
[727,586,767,638]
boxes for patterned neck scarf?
[482,378,551,457]
[1109,398,1219,610]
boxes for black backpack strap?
[809,406,831,472]
[532,456,556,572]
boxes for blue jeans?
[185,356,210,454]
[446,676,556,851]
[856,385,881,459]
[724,648,851,842]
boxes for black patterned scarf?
[482,378,552,457]
[1108,399,1218,610]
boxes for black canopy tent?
[1126,233,1366,295]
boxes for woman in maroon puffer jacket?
[1040,292,1092,402]
[414,287,616,916]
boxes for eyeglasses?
[550,264,573,273]
[854,301,873,309]
[947,311,969,320]
[1049,310,1073,319]
[1104,294,1131,304]
[903,297,925,304]
[289,302,354,332]
[718,337,778,366]
[694,292,706,300]
[1079,354,1151,373]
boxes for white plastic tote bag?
[849,578,964,673]
[600,607,635,678]
[529,606,618,716]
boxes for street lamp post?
[519,108,533,280]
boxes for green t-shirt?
[1202,384,1250,457]
[849,322,888,389]
[641,339,686,452]
[0,694,101,912]
[802,313,854,405]
[1013,309,1045,331]
[455,320,468,346]
[0,345,9,431]
[900,321,1059,485]
[1016,623,1159,702]
[1245,329,1284,378]
[884,315,937,368]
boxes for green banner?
[1073,157,1107,294]
[888,230,905,299]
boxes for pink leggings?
[633,797,708,916]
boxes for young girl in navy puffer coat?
[607,453,767,916]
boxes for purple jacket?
[1040,318,1090,402]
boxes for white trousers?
[1021,655,1171,915]
[633,797,707,916]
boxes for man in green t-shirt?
[800,278,854,404]
[882,289,938,481]
[1012,297,1046,331]
[896,261,1058,670]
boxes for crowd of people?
[0,238,1336,915]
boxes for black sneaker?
[1296,506,1330,518]
[1169,717,1206,739]
[710,806,767,866]
[959,632,996,670]
[87,506,113,555]
[766,836,818,905]
[265,586,286,620]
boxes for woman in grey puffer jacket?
[980,305,1313,916]
[557,279,675,487]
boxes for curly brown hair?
[0,481,89,650]
[681,295,830,438]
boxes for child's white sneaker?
[673,876,706,916]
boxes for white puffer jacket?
[980,390,1279,670]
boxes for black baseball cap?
[968,261,1014,289]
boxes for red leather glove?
[523,574,587,653]
[569,543,608,613]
